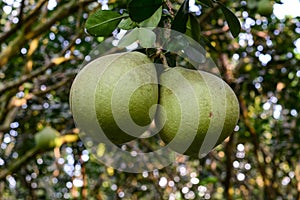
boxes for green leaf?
[118,28,156,48]
[118,17,138,30]
[85,10,124,37]
[171,0,190,33]
[185,21,217,52]
[218,3,241,38]
[184,45,206,64]
[138,28,156,48]
[200,176,218,184]
[128,0,163,22]
[139,6,162,28]
[186,14,201,43]
[196,0,214,8]
[167,35,189,52]
[118,28,139,47]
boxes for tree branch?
[32,77,72,96]
[0,107,19,132]
[17,0,26,26]
[0,26,82,95]
[0,57,71,94]
[0,146,40,180]
[219,53,235,83]
[0,89,18,125]
[224,134,235,200]
[0,0,94,69]
[0,133,79,180]
[199,5,219,24]
[0,0,48,44]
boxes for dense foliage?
[0,0,299,199]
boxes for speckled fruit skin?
[70,52,158,144]
[257,0,273,16]
[156,67,239,157]
[34,127,59,150]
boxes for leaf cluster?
[85,0,241,39]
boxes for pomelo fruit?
[257,0,273,16]
[34,127,59,150]
[70,52,158,144]
[156,67,239,157]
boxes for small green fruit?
[156,67,239,157]
[257,0,273,16]
[247,0,257,10]
[34,127,59,150]
[70,52,158,144]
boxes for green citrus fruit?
[70,52,158,144]
[257,0,273,16]
[34,127,59,150]
[156,67,239,157]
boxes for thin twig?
[0,147,40,180]
[0,29,83,94]
[219,53,235,82]
[0,107,19,132]
[0,0,48,44]
[0,0,94,68]
[224,134,234,200]
[17,0,26,26]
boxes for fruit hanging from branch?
[257,0,274,16]
[70,52,240,157]
[34,127,59,150]
[156,67,240,157]
[70,52,158,144]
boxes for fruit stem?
[149,48,170,69]
[160,53,170,69]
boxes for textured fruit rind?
[257,0,273,16]
[95,52,158,144]
[157,67,239,157]
[34,127,59,150]
[70,52,158,144]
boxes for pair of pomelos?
[70,52,239,157]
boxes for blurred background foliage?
[0,0,300,199]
